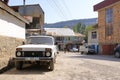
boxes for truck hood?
[17,44,54,51]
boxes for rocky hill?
[44,18,97,29]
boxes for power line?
[52,0,68,19]
[55,0,69,19]
[62,0,73,18]
[45,0,66,19]
[32,0,73,22]
[51,0,73,20]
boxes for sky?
[8,0,104,24]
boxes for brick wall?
[0,35,24,69]
[98,9,106,44]
[98,2,120,54]
[113,2,120,43]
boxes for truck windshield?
[27,37,54,45]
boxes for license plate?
[25,57,39,61]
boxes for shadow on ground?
[0,58,50,75]
[0,58,15,74]
[2,64,51,75]
[68,54,120,62]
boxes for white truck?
[14,36,58,71]
[80,44,96,55]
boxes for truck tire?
[81,52,84,54]
[54,54,57,63]
[15,61,23,70]
[49,60,54,71]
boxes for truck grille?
[22,51,44,57]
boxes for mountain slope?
[44,18,97,29]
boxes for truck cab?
[14,36,58,71]
[80,44,96,55]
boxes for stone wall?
[0,35,24,69]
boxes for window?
[106,8,113,23]
[27,17,40,29]
[106,8,113,36]
[92,31,97,39]
[106,23,113,36]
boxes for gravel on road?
[0,52,120,80]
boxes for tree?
[73,22,86,34]
[84,25,94,42]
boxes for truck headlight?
[16,52,21,56]
[46,52,51,57]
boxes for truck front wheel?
[49,60,54,71]
[15,61,23,70]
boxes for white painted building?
[88,28,99,53]
[45,28,85,51]
[0,1,29,69]
[0,1,29,39]
[88,29,98,45]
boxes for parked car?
[114,44,120,58]
[70,47,78,52]
[14,36,58,71]
[80,45,96,55]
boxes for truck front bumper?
[13,57,53,61]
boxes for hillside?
[44,18,97,29]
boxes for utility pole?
[23,0,25,5]
[23,0,26,16]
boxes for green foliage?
[72,22,95,42]
[64,26,68,28]
[84,26,94,35]
[73,22,86,34]
[84,25,94,42]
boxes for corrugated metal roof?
[74,33,85,37]
[11,4,44,17]
[45,28,75,36]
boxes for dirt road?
[1,52,120,80]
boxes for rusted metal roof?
[26,29,41,32]
[45,28,75,37]
[74,33,85,37]
[94,0,120,11]
[45,28,85,37]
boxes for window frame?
[105,8,113,36]
[91,31,97,39]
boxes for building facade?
[0,1,29,69]
[45,28,84,51]
[88,26,99,53]
[11,4,44,37]
[94,0,120,55]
